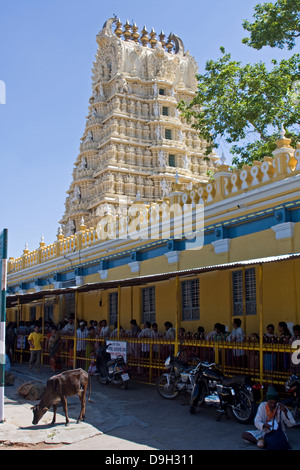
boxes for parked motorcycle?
[96,343,130,389]
[284,374,300,422]
[189,361,256,424]
[156,352,199,399]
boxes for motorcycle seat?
[107,356,124,367]
[221,375,249,387]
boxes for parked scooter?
[189,361,256,424]
[96,343,130,389]
[156,352,199,399]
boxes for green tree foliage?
[242,0,300,50]
[178,50,300,167]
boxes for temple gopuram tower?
[60,17,218,235]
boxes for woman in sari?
[85,326,99,373]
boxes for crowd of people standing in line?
[5,317,178,373]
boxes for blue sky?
[0,0,293,259]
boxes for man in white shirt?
[227,318,246,367]
[76,321,89,368]
[62,317,75,336]
[99,319,111,339]
[138,322,152,354]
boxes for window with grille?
[182,279,200,320]
[109,292,118,326]
[64,293,75,318]
[165,129,172,140]
[168,154,176,167]
[162,106,169,116]
[232,268,256,316]
[30,307,36,322]
[142,286,156,323]
[44,303,53,322]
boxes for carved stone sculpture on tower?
[59,17,218,236]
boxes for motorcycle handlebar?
[196,361,216,369]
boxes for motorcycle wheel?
[156,375,179,399]
[96,375,109,385]
[230,388,256,424]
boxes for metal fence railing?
[11,334,300,388]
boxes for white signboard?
[106,341,127,362]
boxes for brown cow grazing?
[32,368,90,426]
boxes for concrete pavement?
[1,364,155,450]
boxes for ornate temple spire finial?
[140,25,149,46]
[123,20,132,41]
[132,22,139,42]
[149,28,158,48]
[166,33,174,53]
[159,30,166,48]
[114,18,123,38]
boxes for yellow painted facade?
[5,19,300,343]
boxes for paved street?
[1,363,300,452]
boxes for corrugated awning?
[6,252,300,307]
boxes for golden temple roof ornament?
[109,17,180,53]
[149,28,158,48]
[123,20,132,41]
[166,33,174,53]
[159,31,166,48]
[114,18,123,38]
[132,22,139,42]
[140,25,149,46]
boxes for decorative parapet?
[9,232,80,274]
[7,132,300,275]
[168,132,300,208]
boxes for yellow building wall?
[262,260,300,328]
[6,218,300,339]
[7,257,300,339]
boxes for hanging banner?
[106,340,127,362]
